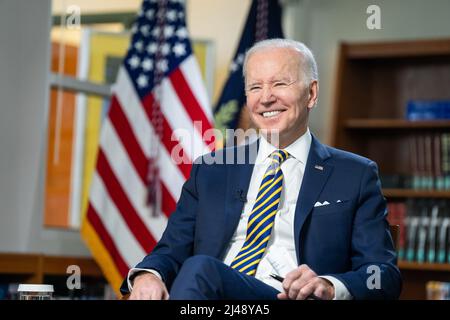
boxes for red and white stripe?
[87,55,214,278]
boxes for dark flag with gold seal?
[213,0,283,144]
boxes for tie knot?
[270,149,289,165]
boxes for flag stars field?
[166,9,177,21]
[145,9,154,19]
[176,27,188,39]
[141,58,153,71]
[128,55,140,69]
[147,42,158,54]
[140,24,150,36]
[157,59,168,72]
[134,41,144,52]
[160,43,171,56]
[136,74,149,88]
[152,27,161,37]
[164,25,175,38]
[173,43,186,57]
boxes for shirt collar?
[256,128,312,165]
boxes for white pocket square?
[314,201,330,207]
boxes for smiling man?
[120,39,402,300]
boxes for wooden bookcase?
[0,253,106,299]
[330,38,450,300]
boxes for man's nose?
[260,85,276,105]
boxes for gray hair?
[242,38,318,84]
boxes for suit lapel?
[217,140,258,258]
[293,135,333,263]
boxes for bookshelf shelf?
[0,253,106,298]
[344,119,450,130]
[331,38,450,300]
[0,253,103,279]
[345,38,450,59]
[383,189,450,198]
[42,255,103,277]
[399,261,450,272]
[0,253,42,280]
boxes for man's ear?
[307,80,318,109]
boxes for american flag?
[81,0,214,295]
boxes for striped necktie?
[230,149,289,276]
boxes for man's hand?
[129,272,169,300]
[277,264,335,300]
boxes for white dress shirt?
[128,129,352,299]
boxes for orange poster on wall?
[44,43,78,228]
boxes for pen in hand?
[270,273,323,300]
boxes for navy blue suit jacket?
[121,135,401,299]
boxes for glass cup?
[17,284,54,300]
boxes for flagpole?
[148,0,169,217]
[256,0,269,41]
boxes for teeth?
[262,111,281,118]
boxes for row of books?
[403,101,450,190]
[380,133,450,190]
[387,199,450,263]
[408,133,450,190]
[426,281,450,300]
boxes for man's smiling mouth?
[261,110,285,118]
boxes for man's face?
[245,47,318,148]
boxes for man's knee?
[179,255,222,275]
[170,255,223,299]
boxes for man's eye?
[274,82,287,87]
[249,86,261,91]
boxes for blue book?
[406,100,450,120]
